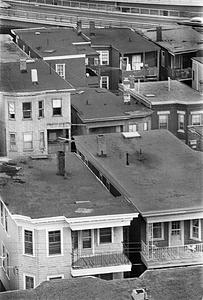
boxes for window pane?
[23,102,32,119]
[25,230,33,255]
[192,114,201,125]
[53,100,61,108]
[100,227,112,243]
[82,229,91,249]
[159,115,168,129]
[25,276,34,289]
[49,231,61,255]
[8,102,15,118]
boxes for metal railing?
[141,240,203,262]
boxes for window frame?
[158,114,168,130]
[39,131,45,150]
[9,132,17,152]
[100,76,109,89]
[0,201,8,233]
[190,219,201,241]
[129,124,138,132]
[23,132,33,151]
[52,99,62,116]
[97,50,109,65]
[8,102,15,119]
[22,102,32,119]
[191,114,201,126]
[38,100,44,118]
[47,274,64,280]
[55,64,65,79]
[178,113,185,132]
[23,274,35,290]
[82,229,92,249]
[2,243,9,278]
[23,229,34,256]
[99,227,113,244]
[149,222,164,241]
[143,122,148,131]
[48,229,62,256]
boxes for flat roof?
[142,25,203,53]
[132,80,203,104]
[0,60,73,93]
[83,27,160,54]
[71,88,152,122]
[74,130,203,215]
[12,27,97,57]
[0,34,28,62]
[0,154,136,219]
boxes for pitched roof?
[74,130,203,216]
[12,27,97,57]
[83,27,160,54]
[0,60,73,93]
[71,88,152,122]
[0,154,136,219]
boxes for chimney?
[131,288,146,300]
[156,26,162,42]
[96,135,107,157]
[89,21,95,36]
[77,20,82,35]
[31,69,38,85]
[57,151,65,176]
[20,59,27,73]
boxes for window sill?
[23,149,34,152]
[8,118,16,121]
[178,130,185,133]
[190,237,201,242]
[48,253,63,257]
[22,118,32,121]
[52,115,62,117]
[23,253,35,257]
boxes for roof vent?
[131,288,147,300]
[31,69,38,84]
[122,132,141,138]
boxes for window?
[99,228,112,244]
[190,219,201,240]
[22,102,32,119]
[159,115,168,129]
[161,50,165,67]
[55,64,65,79]
[24,230,33,255]
[8,102,15,119]
[72,231,78,250]
[132,55,142,71]
[0,202,8,232]
[100,76,109,89]
[191,114,201,126]
[143,122,148,131]
[23,132,33,150]
[97,50,109,65]
[48,230,61,255]
[0,202,3,225]
[52,99,62,116]
[38,101,44,118]
[2,245,9,277]
[24,275,34,289]
[82,229,91,249]
[85,57,88,65]
[129,124,137,132]
[48,275,64,280]
[178,114,185,131]
[149,223,164,240]
[39,131,45,149]
[9,133,17,151]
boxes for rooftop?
[0,34,28,62]
[0,60,73,93]
[132,80,203,104]
[12,27,98,57]
[192,57,203,64]
[1,265,202,300]
[83,27,160,54]
[71,88,152,122]
[0,154,136,219]
[74,130,203,216]
[141,25,203,54]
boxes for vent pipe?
[57,151,65,176]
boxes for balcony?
[141,241,203,269]
[71,249,131,277]
[122,67,158,81]
[170,67,192,80]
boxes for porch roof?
[74,130,203,216]
[0,154,137,219]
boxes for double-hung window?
[143,122,148,131]
[55,64,65,79]
[22,102,32,119]
[149,222,164,240]
[23,132,33,150]
[8,102,15,119]
[38,101,44,118]
[9,133,17,151]
[82,229,91,249]
[190,219,201,241]
[39,131,45,150]
[191,114,201,126]
[100,76,109,89]
[97,50,109,65]
[48,230,61,255]
[158,114,168,129]
[99,228,112,244]
[52,99,62,116]
[24,230,33,255]
[24,275,35,289]
[129,124,137,132]
[178,112,185,132]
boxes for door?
[170,221,183,246]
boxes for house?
[74,130,203,269]
[141,25,203,81]
[0,58,74,157]
[120,79,203,145]
[82,24,160,91]
[0,154,137,291]
[1,265,202,300]
[11,26,100,88]
[71,87,153,136]
[192,57,203,92]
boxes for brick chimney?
[96,135,107,157]
[20,59,27,73]
[156,26,162,42]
